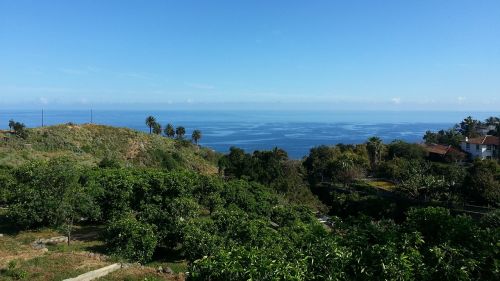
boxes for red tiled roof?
[422,143,466,156]
[466,135,499,145]
[424,144,450,155]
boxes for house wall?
[461,142,498,159]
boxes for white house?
[460,135,499,160]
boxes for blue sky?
[1,0,499,110]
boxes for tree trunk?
[67,217,73,246]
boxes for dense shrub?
[0,168,14,205]
[8,158,99,228]
[104,214,157,263]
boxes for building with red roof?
[460,135,499,160]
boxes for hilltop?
[0,123,218,174]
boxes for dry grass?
[0,225,186,281]
[0,124,218,174]
[367,180,396,191]
[0,228,61,267]
[0,252,110,281]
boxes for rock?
[41,247,49,253]
[157,266,163,273]
[32,242,45,249]
[31,236,68,249]
[0,233,3,237]
[163,267,173,274]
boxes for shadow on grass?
[72,224,106,242]
[0,213,22,236]
[152,246,184,263]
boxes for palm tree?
[8,119,15,132]
[366,137,383,170]
[164,123,175,138]
[145,116,157,134]
[485,116,500,126]
[175,126,186,139]
[191,129,202,145]
[152,123,162,135]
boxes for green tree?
[463,159,500,205]
[192,129,202,145]
[387,140,426,160]
[7,120,28,138]
[484,116,500,126]
[457,116,480,138]
[8,158,99,240]
[366,137,384,170]
[423,130,439,144]
[145,116,157,134]
[175,126,186,139]
[303,145,339,185]
[152,122,162,135]
[104,213,157,263]
[8,119,15,132]
[329,153,363,188]
[164,123,175,138]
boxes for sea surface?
[1,110,498,159]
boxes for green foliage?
[164,123,175,137]
[0,167,14,205]
[463,159,500,206]
[8,158,99,229]
[328,152,365,187]
[386,140,426,160]
[304,145,368,186]
[191,129,202,145]
[219,147,324,210]
[8,119,28,139]
[105,214,158,263]
[0,124,217,173]
[145,116,157,134]
[152,122,162,135]
[175,126,186,139]
[83,168,139,220]
[457,116,481,138]
[2,260,28,280]
[366,136,384,170]
[189,245,309,281]
[423,128,463,148]
[98,153,122,168]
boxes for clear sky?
[1,0,499,110]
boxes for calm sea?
[1,110,498,159]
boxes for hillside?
[0,124,218,174]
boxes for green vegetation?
[0,123,217,173]
[0,115,498,280]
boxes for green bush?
[0,168,14,205]
[8,158,99,228]
[105,214,158,263]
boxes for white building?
[461,135,499,160]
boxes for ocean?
[2,110,498,159]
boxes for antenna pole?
[90,109,93,124]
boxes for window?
[466,143,470,150]
[476,144,480,151]
[487,145,492,151]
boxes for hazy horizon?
[2,0,500,111]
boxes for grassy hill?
[0,124,218,174]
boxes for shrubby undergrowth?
[1,157,498,280]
